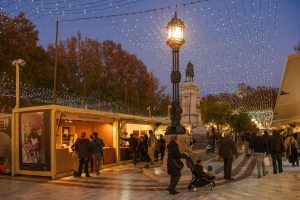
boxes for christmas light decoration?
[1,0,280,125]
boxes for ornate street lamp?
[166,12,186,135]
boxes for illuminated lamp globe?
[166,12,185,48]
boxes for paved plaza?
[1,153,299,200]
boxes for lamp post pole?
[15,62,19,108]
[166,12,186,135]
[12,59,26,109]
[53,18,59,104]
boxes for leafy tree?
[0,12,51,88]
[229,111,257,135]
[47,34,170,115]
[0,13,170,116]
[200,97,232,134]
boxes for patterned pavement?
[0,153,300,199]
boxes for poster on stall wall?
[19,110,51,171]
[0,115,11,174]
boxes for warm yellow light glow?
[168,25,183,40]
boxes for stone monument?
[143,62,206,182]
[180,62,207,149]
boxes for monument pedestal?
[143,134,192,183]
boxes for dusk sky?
[2,0,300,95]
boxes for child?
[195,159,215,179]
[206,165,215,180]
[195,159,206,176]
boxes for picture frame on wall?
[19,110,51,171]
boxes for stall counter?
[56,148,73,174]
[103,147,116,164]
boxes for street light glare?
[168,26,183,40]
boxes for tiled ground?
[1,154,300,200]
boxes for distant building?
[236,83,252,98]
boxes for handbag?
[173,159,184,170]
[263,156,270,166]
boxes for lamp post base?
[165,125,186,135]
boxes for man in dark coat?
[74,132,92,178]
[167,135,186,195]
[91,132,105,175]
[249,132,257,155]
[219,134,238,180]
[269,130,285,174]
[252,132,269,178]
[120,134,138,165]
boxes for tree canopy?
[229,111,257,134]
[0,12,51,87]
[200,96,232,133]
[200,97,258,134]
[0,12,170,116]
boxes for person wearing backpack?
[91,132,105,175]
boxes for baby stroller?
[185,156,215,191]
[206,144,214,153]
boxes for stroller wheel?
[188,184,194,190]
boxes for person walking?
[159,134,166,161]
[142,134,149,162]
[252,132,269,178]
[120,134,138,165]
[148,130,157,164]
[286,135,299,167]
[249,132,256,156]
[269,130,285,174]
[167,135,186,195]
[74,132,92,178]
[137,137,144,162]
[219,134,238,180]
[91,132,105,175]
[263,131,270,144]
[244,132,251,156]
[70,134,79,177]
[89,135,94,173]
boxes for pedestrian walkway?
[0,155,299,199]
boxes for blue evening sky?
[2,0,300,95]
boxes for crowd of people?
[216,129,299,180]
[71,130,166,178]
[245,130,299,177]
[70,128,299,195]
[119,130,166,165]
[205,129,300,180]
[71,132,105,177]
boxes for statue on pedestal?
[185,61,194,82]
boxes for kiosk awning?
[272,53,300,127]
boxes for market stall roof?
[13,104,170,125]
[272,53,300,127]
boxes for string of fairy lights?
[1,0,279,125]
[0,74,143,115]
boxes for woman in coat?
[286,136,299,167]
[167,135,186,195]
